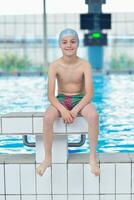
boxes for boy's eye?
[61,40,76,44]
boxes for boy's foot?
[89,155,100,176]
[36,160,52,176]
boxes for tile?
[84,164,99,194]
[52,164,67,194]
[0,155,8,164]
[53,195,67,200]
[132,164,134,193]
[68,153,89,164]
[4,154,35,164]
[100,195,115,200]
[116,163,131,194]
[37,195,51,200]
[33,112,44,117]
[99,153,131,163]
[0,196,5,200]
[116,195,131,200]
[53,118,66,133]
[36,135,68,163]
[21,195,36,200]
[68,164,83,194]
[36,164,51,194]
[129,153,134,162]
[6,196,20,200]
[132,195,134,200]
[52,135,68,163]
[100,164,115,194]
[33,117,43,134]
[2,117,32,134]
[0,165,5,194]
[20,164,36,194]
[68,153,99,164]
[84,195,99,200]
[35,135,45,163]
[68,195,83,200]
[5,164,20,194]
[2,112,34,117]
[67,117,88,133]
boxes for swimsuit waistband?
[57,93,84,97]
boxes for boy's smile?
[60,36,78,56]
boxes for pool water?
[0,74,134,154]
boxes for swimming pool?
[0,74,134,154]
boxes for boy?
[36,28,100,176]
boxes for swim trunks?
[56,93,84,110]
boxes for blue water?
[0,74,134,154]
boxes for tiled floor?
[0,153,134,200]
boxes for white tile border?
[0,195,5,200]
[100,163,115,194]
[52,164,67,194]
[84,164,99,194]
[68,164,83,194]
[1,117,32,134]
[36,164,51,194]
[0,162,133,198]
[20,164,36,194]
[132,163,134,194]
[5,164,20,194]
[116,163,131,194]
[1,113,89,135]
[21,195,36,200]
[116,195,131,200]
[0,165,5,195]
[6,195,21,200]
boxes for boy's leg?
[36,105,60,176]
[80,103,100,176]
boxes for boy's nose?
[66,43,71,47]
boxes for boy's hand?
[70,108,79,119]
[60,107,74,124]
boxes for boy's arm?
[72,63,93,113]
[47,64,66,112]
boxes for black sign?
[85,0,106,3]
[80,13,111,30]
[84,33,107,46]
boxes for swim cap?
[58,28,79,46]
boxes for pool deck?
[0,152,134,164]
[0,112,134,200]
[0,153,134,200]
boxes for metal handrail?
[68,134,86,147]
[22,134,86,148]
[22,135,35,147]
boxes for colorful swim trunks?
[56,93,84,110]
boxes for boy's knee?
[91,111,99,122]
[88,111,99,123]
[43,113,54,124]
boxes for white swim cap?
[58,28,79,46]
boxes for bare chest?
[56,66,84,84]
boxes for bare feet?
[89,155,100,176]
[36,159,52,176]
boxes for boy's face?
[60,36,78,57]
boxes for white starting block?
[0,112,88,164]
